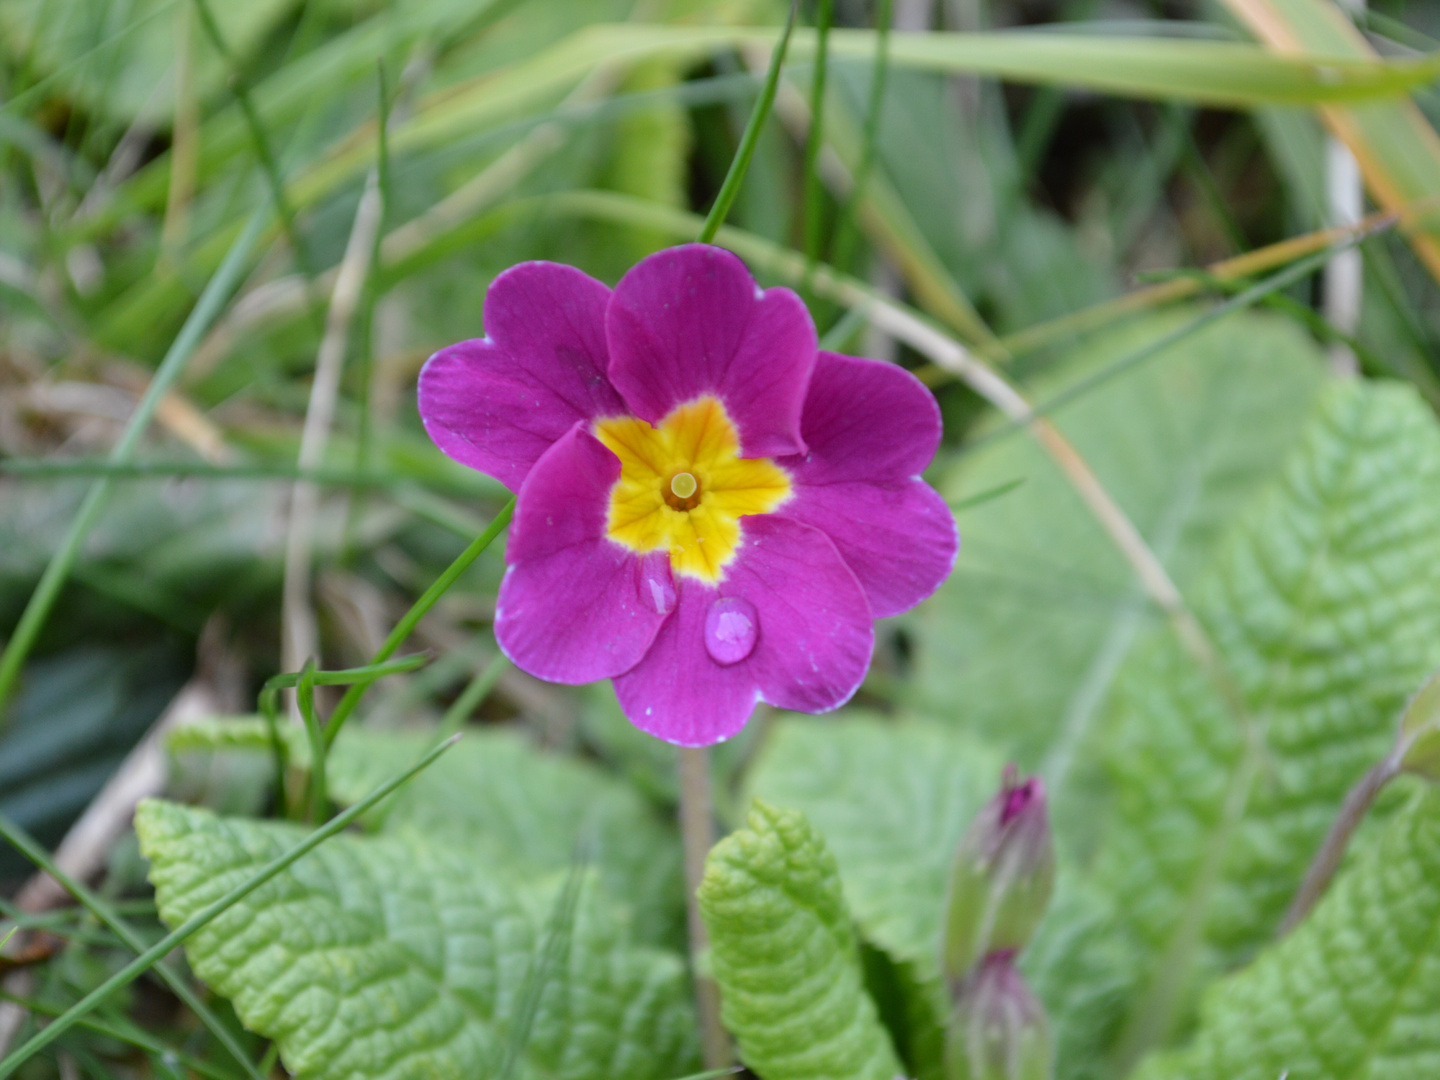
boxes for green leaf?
[169,722,685,947]
[911,311,1326,812]
[745,713,1002,966]
[325,729,685,947]
[1066,379,1440,1069]
[136,799,699,1080]
[1133,784,1440,1080]
[699,800,904,1080]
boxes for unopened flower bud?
[943,766,1055,981]
[945,951,1052,1080]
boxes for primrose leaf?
[910,310,1326,811]
[135,799,698,1080]
[169,723,684,947]
[745,713,1002,967]
[699,800,904,1080]
[1058,380,1440,1069]
[1133,786,1440,1080]
[324,728,684,945]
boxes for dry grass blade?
[1222,0,1440,286]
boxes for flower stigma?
[594,396,790,582]
[669,471,699,503]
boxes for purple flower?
[418,244,956,745]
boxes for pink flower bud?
[943,766,1055,981]
[946,951,1052,1080]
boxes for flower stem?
[1280,753,1401,935]
[678,745,730,1068]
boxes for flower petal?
[495,424,669,683]
[776,350,956,616]
[419,262,625,492]
[614,515,872,745]
[780,479,958,618]
[786,350,942,484]
[606,244,815,459]
[735,515,874,712]
[613,577,761,747]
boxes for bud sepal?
[943,766,1056,981]
[945,950,1052,1080]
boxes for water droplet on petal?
[636,553,676,615]
[705,597,758,666]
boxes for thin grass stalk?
[321,500,515,748]
[297,660,328,822]
[344,62,395,564]
[158,0,198,265]
[189,0,322,319]
[679,745,729,1069]
[280,160,385,692]
[495,857,587,1080]
[0,820,265,1080]
[0,208,265,720]
[0,734,461,1077]
[828,0,893,275]
[996,202,1422,359]
[801,0,834,266]
[0,995,241,1080]
[970,232,1380,448]
[436,654,510,742]
[697,1,799,243]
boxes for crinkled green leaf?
[326,729,684,947]
[743,714,998,1080]
[1058,380,1440,1069]
[911,311,1326,808]
[168,722,684,947]
[746,713,1001,966]
[699,800,904,1080]
[136,799,698,1080]
[1134,785,1440,1080]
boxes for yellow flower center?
[594,396,791,582]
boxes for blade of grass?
[0,458,492,496]
[948,477,1026,512]
[344,61,395,565]
[0,0,180,118]
[189,0,321,320]
[698,1,799,243]
[1221,0,1440,286]
[0,734,462,1078]
[494,855,587,1080]
[322,499,515,748]
[436,654,510,742]
[0,995,241,1080]
[296,661,327,823]
[971,227,1383,449]
[284,22,1440,224]
[996,202,1420,359]
[0,819,264,1080]
[828,0,893,274]
[801,0,834,266]
[280,127,387,687]
[257,654,432,735]
[0,207,266,721]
